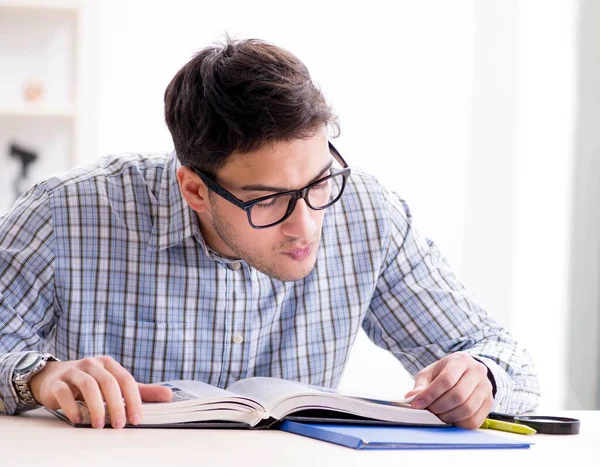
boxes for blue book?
[279,421,533,450]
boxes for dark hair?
[164,37,339,175]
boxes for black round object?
[513,416,580,435]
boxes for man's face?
[199,129,332,281]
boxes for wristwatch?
[12,352,58,406]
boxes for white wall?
[463,0,577,411]
[463,1,518,331]
[511,0,576,410]
[86,0,477,399]
[76,0,578,405]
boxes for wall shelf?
[0,104,77,118]
[0,0,91,213]
[0,0,80,12]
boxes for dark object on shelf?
[10,143,38,176]
[9,142,39,202]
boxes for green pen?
[480,418,537,435]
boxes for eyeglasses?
[187,142,351,229]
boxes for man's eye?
[255,199,277,209]
[312,180,329,190]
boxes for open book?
[49,377,448,429]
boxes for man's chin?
[271,262,316,282]
[241,238,321,281]
[276,270,315,282]
[258,256,317,282]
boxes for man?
[0,38,539,430]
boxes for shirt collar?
[146,151,207,253]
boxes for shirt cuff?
[469,355,514,413]
[0,351,42,415]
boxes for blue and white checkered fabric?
[0,151,539,415]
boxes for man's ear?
[176,166,211,213]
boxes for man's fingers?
[50,381,82,424]
[85,364,126,429]
[404,364,435,398]
[427,368,481,414]
[436,380,493,425]
[33,355,169,428]
[450,389,495,429]
[411,360,467,409]
[101,357,143,425]
[64,369,106,428]
[29,355,150,428]
[138,382,173,403]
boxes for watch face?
[15,352,41,374]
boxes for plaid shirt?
[0,151,540,415]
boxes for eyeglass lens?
[249,171,345,227]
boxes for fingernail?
[93,419,105,429]
[113,418,125,429]
[413,399,425,409]
[131,414,141,425]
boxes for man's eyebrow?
[240,159,334,192]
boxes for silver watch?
[12,352,58,406]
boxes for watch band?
[14,379,40,406]
[12,352,58,406]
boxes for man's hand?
[404,352,494,429]
[29,356,173,429]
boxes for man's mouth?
[282,242,314,260]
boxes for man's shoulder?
[328,168,412,242]
[340,168,407,217]
[347,168,387,189]
[39,152,170,195]
[319,169,411,269]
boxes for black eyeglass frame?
[187,142,351,229]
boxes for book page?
[159,380,239,402]
[227,377,444,425]
[143,380,265,413]
[226,377,416,409]
[226,377,323,409]
[302,383,417,405]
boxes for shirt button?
[232,333,244,345]
[230,262,241,271]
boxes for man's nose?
[280,199,316,239]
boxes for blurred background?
[0,0,598,410]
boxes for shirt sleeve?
[362,192,540,414]
[0,184,58,415]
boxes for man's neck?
[195,212,239,259]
